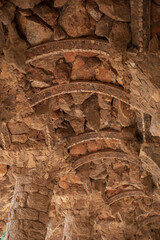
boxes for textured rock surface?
[0,1,160,240]
[59,0,92,37]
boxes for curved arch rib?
[72,151,138,170]
[30,82,130,107]
[67,131,123,149]
[138,215,160,228]
[26,39,110,63]
[107,190,145,205]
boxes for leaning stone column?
[5,169,53,240]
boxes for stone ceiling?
[0,0,160,239]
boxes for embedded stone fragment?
[27,66,53,88]
[70,118,85,135]
[8,122,29,135]
[0,2,15,25]
[86,0,102,21]
[95,0,130,22]
[17,208,39,220]
[85,95,100,131]
[3,23,28,73]
[71,92,92,105]
[98,94,112,109]
[71,56,100,80]
[109,22,131,49]
[0,164,7,177]
[95,16,113,38]
[11,0,42,9]
[59,0,92,37]
[150,116,160,137]
[33,3,58,28]
[96,61,116,83]
[54,0,68,8]
[87,140,103,153]
[70,143,87,156]
[100,109,111,128]
[27,193,49,212]
[11,134,28,143]
[117,101,135,127]
[54,63,71,84]
[17,15,53,46]
[53,25,66,40]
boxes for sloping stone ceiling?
[0,0,160,239]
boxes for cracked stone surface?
[0,0,160,239]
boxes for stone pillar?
[5,170,53,240]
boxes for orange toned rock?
[0,164,7,177]
[63,52,77,63]
[104,139,120,150]
[96,62,116,83]
[17,15,53,46]
[59,0,92,37]
[70,143,87,156]
[59,180,70,189]
[71,56,100,80]
[87,140,103,152]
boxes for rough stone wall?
[0,0,160,239]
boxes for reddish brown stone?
[95,16,113,38]
[33,3,58,28]
[53,26,66,40]
[54,62,71,84]
[59,0,92,37]
[70,143,87,156]
[71,56,100,80]
[63,52,77,63]
[109,22,131,49]
[96,61,116,83]
[87,140,103,153]
[95,0,130,22]
[17,15,53,46]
